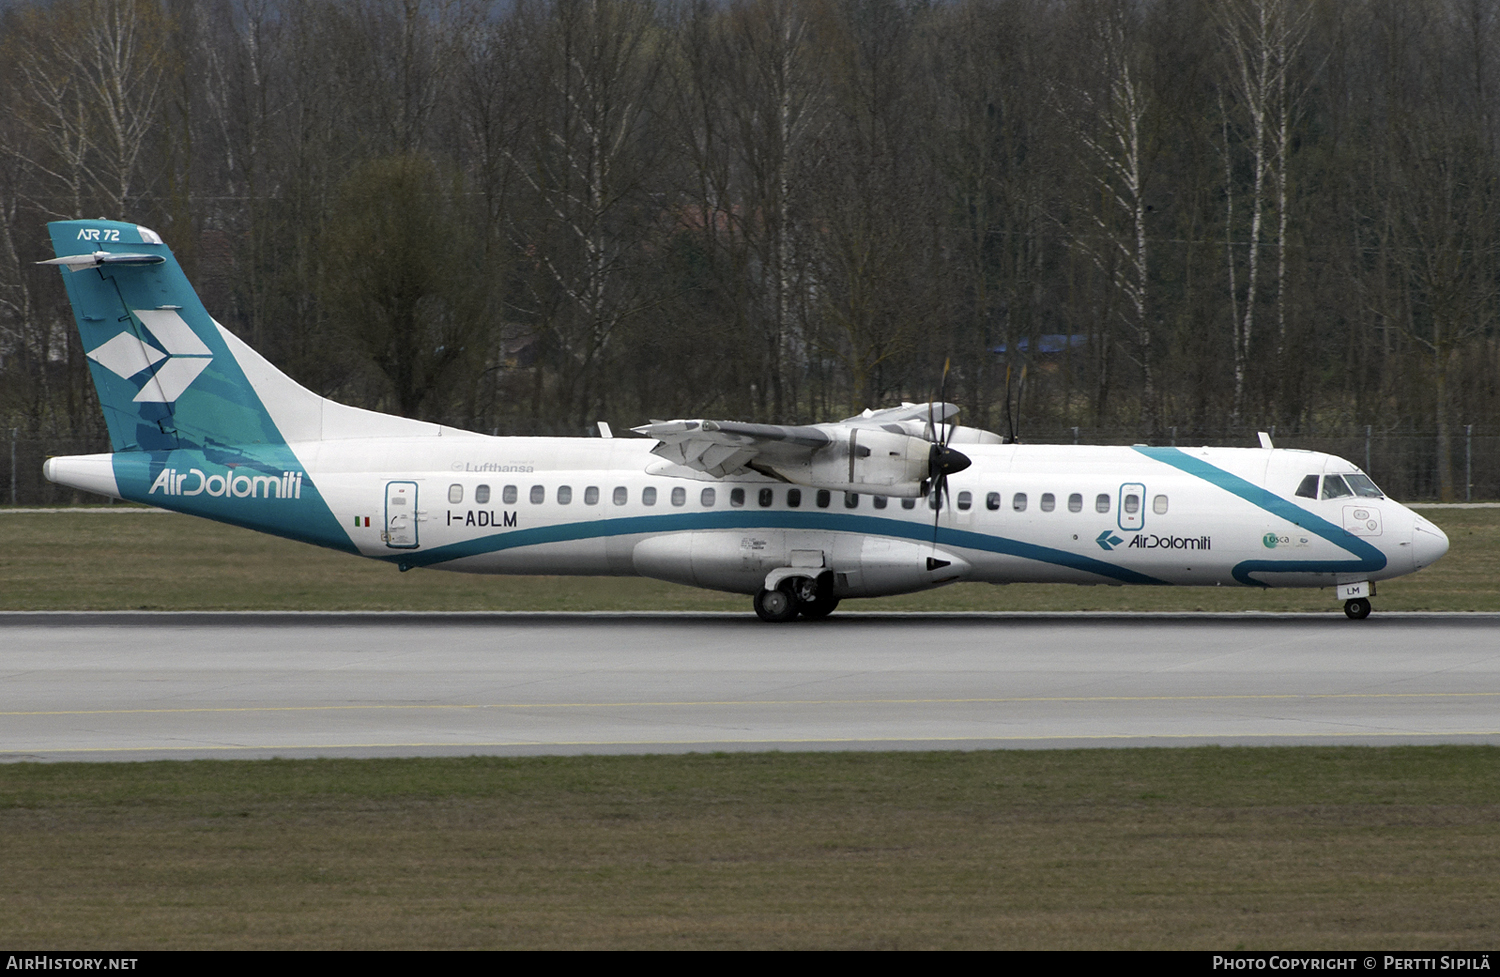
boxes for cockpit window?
[1295,475,1319,499]
[1320,474,1353,500]
[1344,473,1384,499]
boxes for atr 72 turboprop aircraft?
[41,219,1448,621]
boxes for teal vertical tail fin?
[44,219,286,453]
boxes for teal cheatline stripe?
[387,510,1168,585]
[1133,446,1387,586]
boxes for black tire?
[1344,597,1372,620]
[798,593,840,620]
[754,587,798,623]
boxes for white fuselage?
[289,436,1445,599]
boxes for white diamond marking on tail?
[135,309,211,356]
[85,309,213,405]
[87,332,166,378]
[135,356,212,403]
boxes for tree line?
[1,0,1496,500]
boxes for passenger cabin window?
[957,491,972,511]
[1321,475,1353,500]
[1040,492,1055,512]
[671,486,686,506]
[530,485,545,504]
[1013,492,1028,512]
[557,486,573,505]
[1096,493,1111,513]
[928,490,942,511]
[642,486,657,506]
[448,484,463,504]
[503,485,517,504]
[844,492,859,509]
[986,492,1001,511]
[1123,493,1141,514]
[584,486,599,505]
[1153,494,1169,515]
[612,486,627,506]
[1068,493,1083,513]
[873,495,887,509]
[475,484,490,505]
[816,490,831,508]
[730,488,746,507]
[901,498,916,510]
[700,488,716,506]
[787,489,802,508]
[1295,475,1320,499]
[759,488,773,507]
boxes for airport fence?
[1,427,1496,506]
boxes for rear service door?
[385,481,419,548]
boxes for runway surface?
[2,612,1499,761]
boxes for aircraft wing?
[840,402,960,427]
[633,408,972,496]
[631,419,832,477]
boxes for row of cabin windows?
[955,490,1167,515]
[448,482,1168,515]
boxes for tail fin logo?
[85,309,213,404]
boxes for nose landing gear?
[1337,581,1375,620]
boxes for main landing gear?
[753,575,840,623]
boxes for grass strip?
[1,508,1495,612]
[1,747,1497,949]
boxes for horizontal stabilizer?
[38,251,165,272]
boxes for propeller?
[925,359,971,546]
[1003,362,1029,444]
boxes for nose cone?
[1411,517,1450,570]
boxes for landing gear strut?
[1344,597,1372,621]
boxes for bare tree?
[1215,0,1311,425]
[722,0,827,420]
[510,0,666,429]
[5,0,169,219]
[1057,4,1155,430]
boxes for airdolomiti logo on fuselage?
[1098,529,1212,552]
[148,466,303,500]
[1128,533,1211,550]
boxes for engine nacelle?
[764,428,934,497]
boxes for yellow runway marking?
[4,691,1500,718]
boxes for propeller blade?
[938,357,952,446]
[926,441,971,545]
[926,360,961,548]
